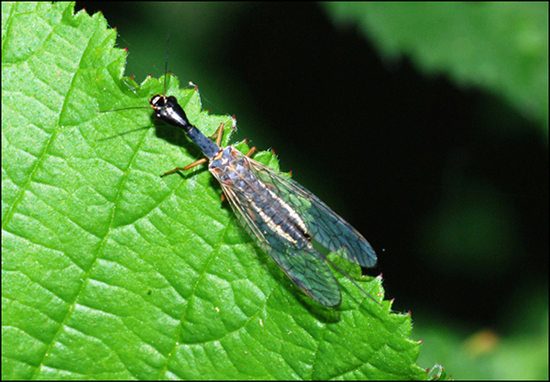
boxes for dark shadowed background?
[75,2,548,378]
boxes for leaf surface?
[2,2,426,380]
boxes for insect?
[149,90,380,307]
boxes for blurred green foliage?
[326,2,548,133]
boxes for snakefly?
[149,90,380,307]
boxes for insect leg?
[246,147,257,158]
[210,123,225,146]
[161,158,208,177]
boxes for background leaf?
[2,2,428,380]
[325,2,548,133]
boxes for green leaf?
[2,2,428,380]
[324,2,549,132]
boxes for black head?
[149,95,192,132]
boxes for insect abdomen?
[211,147,310,247]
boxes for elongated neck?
[150,95,220,159]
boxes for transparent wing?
[247,158,377,268]
[220,181,342,307]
